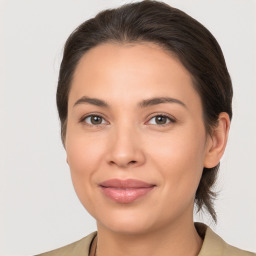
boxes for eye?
[81,115,108,126]
[147,114,176,126]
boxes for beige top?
[36,223,255,256]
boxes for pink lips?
[99,179,155,203]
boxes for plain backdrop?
[1,0,256,255]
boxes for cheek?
[148,126,206,198]
[65,120,107,173]
[65,130,106,208]
[67,136,102,173]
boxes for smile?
[99,179,156,203]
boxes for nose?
[106,124,146,169]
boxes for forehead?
[73,41,190,83]
[69,42,201,111]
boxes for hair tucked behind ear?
[56,0,232,222]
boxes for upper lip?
[99,179,155,188]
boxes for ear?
[204,112,230,168]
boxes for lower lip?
[100,187,154,203]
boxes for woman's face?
[65,42,212,234]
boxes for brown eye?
[91,116,102,124]
[155,116,168,125]
[82,115,107,126]
[148,115,175,126]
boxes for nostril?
[109,160,137,167]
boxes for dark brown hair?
[56,0,233,222]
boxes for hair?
[56,0,233,222]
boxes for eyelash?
[79,113,176,128]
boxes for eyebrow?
[73,96,187,109]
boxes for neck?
[95,217,202,256]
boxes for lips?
[99,179,155,203]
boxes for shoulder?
[35,232,97,256]
[224,244,256,256]
[196,223,256,256]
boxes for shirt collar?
[196,222,226,256]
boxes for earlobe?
[204,112,230,168]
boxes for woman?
[37,1,255,255]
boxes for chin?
[94,206,165,235]
[99,218,154,235]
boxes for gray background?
[1,0,255,255]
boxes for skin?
[65,42,230,256]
